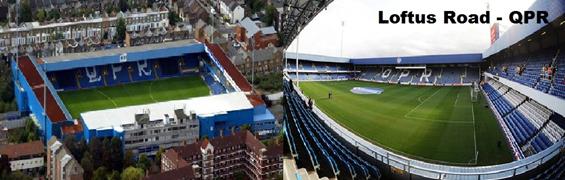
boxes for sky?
[286,0,536,58]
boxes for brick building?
[151,131,282,180]
[46,137,84,180]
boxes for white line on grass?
[149,81,158,103]
[471,96,478,165]
[95,89,117,107]
[404,88,441,117]
[403,115,474,124]
[454,93,460,107]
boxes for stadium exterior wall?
[291,82,564,179]
[12,59,61,141]
[199,108,254,138]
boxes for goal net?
[470,82,479,103]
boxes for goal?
[470,82,479,103]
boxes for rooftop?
[81,92,253,131]
[0,141,45,158]
[40,39,199,64]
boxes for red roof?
[246,94,265,107]
[204,43,266,106]
[62,122,83,135]
[205,43,253,92]
[17,56,67,123]
[0,141,45,158]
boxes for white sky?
[287,0,536,58]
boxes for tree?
[136,154,151,171]
[88,138,103,169]
[248,0,265,13]
[108,170,121,180]
[0,155,11,177]
[240,124,251,131]
[48,10,61,21]
[102,138,111,168]
[121,166,144,180]
[81,152,94,180]
[168,11,181,26]
[262,5,277,26]
[4,171,32,180]
[35,9,46,22]
[110,137,123,171]
[155,148,165,167]
[123,150,135,168]
[92,166,108,180]
[115,17,126,43]
[119,0,129,12]
[18,0,33,23]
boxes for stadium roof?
[285,52,350,63]
[350,53,483,65]
[41,39,204,71]
[81,92,253,132]
[483,0,565,58]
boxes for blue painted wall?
[199,108,255,138]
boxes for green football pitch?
[299,80,513,166]
[59,76,210,118]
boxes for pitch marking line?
[454,93,460,107]
[471,96,478,165]
[403,115,474,124]
[149,81,158,103]
[404,88,441,118]
[95,89,118,107]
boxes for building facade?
[82,104,201,155]
[47,137,84,180]
[158,131,282,180]
[0,141,45,175]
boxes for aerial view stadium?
[280,0,565,179]
[11,39,278,156]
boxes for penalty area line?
[95,89,118,107]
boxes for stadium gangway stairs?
[283,115,299,158]
[289,92,367,177]
[287,91,340,177]
[300,101,381,179]
[284,80,379,178]
[291,92,380,179]
[284,86,321,170]
[288,93,357,179]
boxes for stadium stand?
[284,80,381,179]
[482,79,565,156]
[286,59,481,85]
[285,59,355,81]
[488,47,565,99]
[46,53,233,95]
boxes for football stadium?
[282,0,565,179]
[11,39,277,155]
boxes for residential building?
[80,99,202,155]
[180,0,210,24]
[47,137,84,180]
[232,45,283,76]
[217,0,245,24]
[157,131,282,180]
[0,9,170,57]
[0,141,45,175]
[235,18,279,50]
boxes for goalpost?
[470,81,479,103]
